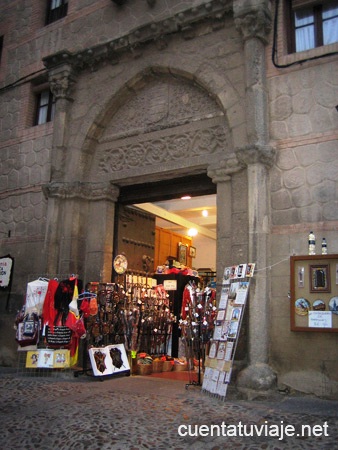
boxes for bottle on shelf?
[308,231,316,255]
[321,238,328,255]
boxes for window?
[289,1,338,52]
[35,90,55,125]
[46,0,68,25]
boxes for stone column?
[47,59,76,181]
[233,0,277,393]
[42,182,119,283]
[208,156,245,289]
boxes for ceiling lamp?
[181,195,191,200]
[188,228,198,237]
[202,209,208,217]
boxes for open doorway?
[116,173,217,276]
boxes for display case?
[290,254,338,332]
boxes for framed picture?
[310,264,330,293]
[189,246,196,258]
[178,244,187,265]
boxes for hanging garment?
[25,278,49,315]
[41,279,60,332]
[54,277,83,325]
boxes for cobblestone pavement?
[0,371,337,450]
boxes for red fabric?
[181,286,192,320]
[41,279,59,332]
[65,311,86,338]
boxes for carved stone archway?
[80,70,240,282]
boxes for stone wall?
[268,56,338,397]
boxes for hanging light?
[188,228,198,237]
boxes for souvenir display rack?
[15,273,79,378]
[202,263,255,399]
[290,254,338,332]
[76,277,176,378]
[179,282,217,388]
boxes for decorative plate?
[329,297,338,315]
[113,254,128,274]
[295,297,311,316]
[312,299,326,311]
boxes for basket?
[162,360,173,372]
[173,363,188,372]
[137,363,153,376]
[152,360,164,373]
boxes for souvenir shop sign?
[163,279,177,291]
[0,255,13,289]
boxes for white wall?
[191,234,216,271]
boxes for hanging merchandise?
[41,278,60,333]
[82,279,176,377]
[25,278,49,315]
[179,281,217,386]
[45,325,72,348]
[54,277,83,325]
[65,311,86,339]
[14,274,88,374]
[15,311,40,347]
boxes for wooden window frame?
[288,0,338,53]
[34,89,55,126]
[45,0,68,25]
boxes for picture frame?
[309,264,330,293]
[178,243,187,265]
[189,246,196,258]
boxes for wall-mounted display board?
[290,254,338,332]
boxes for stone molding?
[42,0,234,73]
[42,181,119,202]
[234,6,272,44]
[207,153,245,183]
[235,144,276,168]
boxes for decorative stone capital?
[234,6,272,44]
[42,181,120,202]
[235,144,276,168]
[43,56,77,100]
[207,154,245,183]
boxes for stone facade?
[0,0,337,397]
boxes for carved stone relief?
[100,76,224,140]
[93,75,230,179]
[95,123,229,175]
